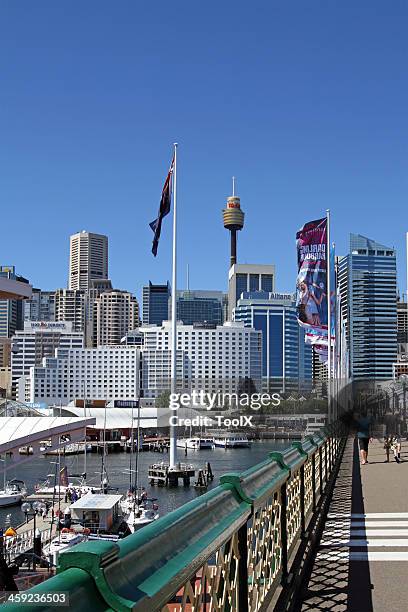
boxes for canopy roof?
[58,406,215,430]
[0,416,95,463]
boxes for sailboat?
[125,403,159,532]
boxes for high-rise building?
[11,321,84,398]
[233,291,312,390]
[24,345,140,406]
[24,289,55,322]
[0,266,30,339]
[228,264,275,320]
[69,231,108,291]
[338,234,397,380]
[0,266,30,368]
[86,279,113,347]
[95,290,139,346]
[140,320,262,397]
[397,299,408,347]
[174,290,225,326]
[142,282,170,325]
[55,289,86,333]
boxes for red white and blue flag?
[150,156,175,256]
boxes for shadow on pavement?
[297,438,374,612]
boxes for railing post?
[280,482,288,584]
[319,446,323,495]
[328,437,332,474]
[237,521,249,611]
[311,452,316,512]
[300,465,306,537]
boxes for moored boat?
[176,437,215,450]
[0,479,27,508]
[213,432,250,448]
[43,527,89,566]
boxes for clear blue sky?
[1,1,408,302]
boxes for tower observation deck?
[223,177,245,267]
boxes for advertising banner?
[296,217,328,340]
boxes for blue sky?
[1,1,407,301]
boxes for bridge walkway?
[297,437,408,612]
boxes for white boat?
[124,404,159,533]
[0,480,27,508]
[43,529,89,566]
[176,437,215,450]
[127,505,159,532]
[213,433,250,448]
[35,475,102,496]
[120,487,149,514]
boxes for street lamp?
[21,501,47,571]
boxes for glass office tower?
[338,234,397,380]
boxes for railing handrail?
[1,420,348,612]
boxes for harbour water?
[0,440,289,529]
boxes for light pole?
[400,374,408,424]
[21,501,47,571]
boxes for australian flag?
[150,156,175,256]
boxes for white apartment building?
[140,320,262,397]
[95,290,139,346]
[12,321,84,398]
[55,289,86,333]
[24,345,140,406]
[24,289,55,322]
[69,231,108,291]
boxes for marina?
[0,439,289,529]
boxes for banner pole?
[170,143,178,469]
[326,209,332,422]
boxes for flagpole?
[170,143,178,468]
[326,209,332,422]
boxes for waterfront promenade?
[298,437,408,612]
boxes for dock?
[148,462,196,486]
[3,497,71,565]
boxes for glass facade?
[142,282,170,326]
[261,274,274,292]
[339,234,397,380]
[234,291,312,389]
[176,291,223,325]
[236,274,248,301]
[0,266,29,338]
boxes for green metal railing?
[2,421,347,611]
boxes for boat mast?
[134,402,141,514]
[129,403,134,492]
[101,402,108,492]
[83,382,87,484]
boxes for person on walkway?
[355,411,372,465]
[384,435,402,463]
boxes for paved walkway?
[298,436,408,612]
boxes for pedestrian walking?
[355,411,373,465]
[384,435,401,463]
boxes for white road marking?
[323,529,408,537]
[325,521,408,528]
[328,513,408,519]
[321,539,408,547]
[317,551,408,561]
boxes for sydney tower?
[222,177,245,267]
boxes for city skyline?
[3,224,407,305]
[2,2,408,297]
